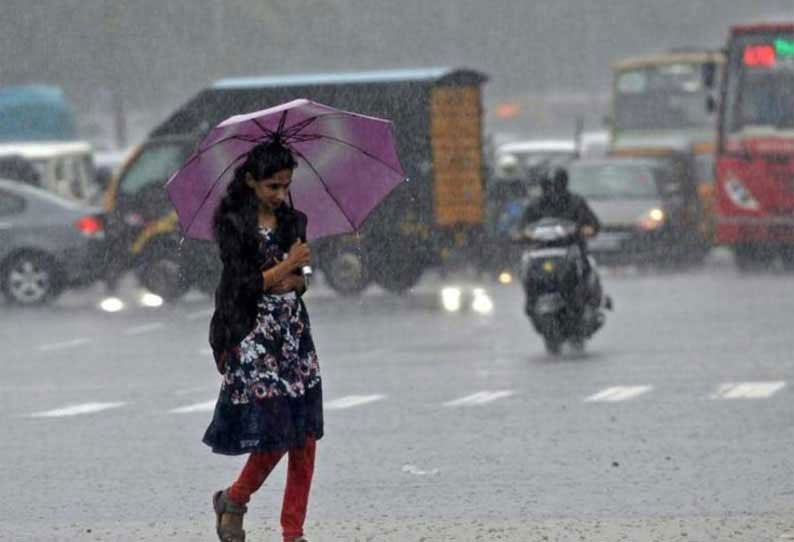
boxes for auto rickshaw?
[101,135,220,300]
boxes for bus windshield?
[614,62,716,132]
[724,33,794,134]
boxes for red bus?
[716,23,794,269]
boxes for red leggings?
[227,437,316,541]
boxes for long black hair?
[213,140,298,251]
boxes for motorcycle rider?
[520,166,604,308]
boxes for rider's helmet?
[541,167,569,195]
[496,153,520,179]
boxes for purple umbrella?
[166,99,406,241]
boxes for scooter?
[516,217,609,355]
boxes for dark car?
[0,179,107,304]
[567,158,706,265]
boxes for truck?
[714,22,794,270]
[102,68,489,298]
[608,50,724,264]
[0,85,78,143]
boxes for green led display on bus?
[776,38,794,57]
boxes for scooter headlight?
[637,208,665,231]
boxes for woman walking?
[204,140,323,542]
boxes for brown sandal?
[213,489,247,542]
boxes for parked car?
[567,157,706,265]
[494,139,578,178]
[0,179,107,305]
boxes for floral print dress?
[203,227,323,455]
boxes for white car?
[0,141,100,203]
[494,139,577,179]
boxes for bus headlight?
[724,177,760,211]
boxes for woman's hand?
[285,241,311,271]
[268,274,306,295]
[262,241,310,292]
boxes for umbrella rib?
[251,117,277,139]
[282,116,319,139]
[276,110,288,137]
[198,133,266,154]
[283,112,377,134]
[289,146,357,232]
[281,113,382,142]
[197,112,383,157]
[300,133,405,176]
[181,150,250,235]
[288,134,323,144]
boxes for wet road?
[2,262,793,541]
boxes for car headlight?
[724,177,760,211]
[637,208,666,231]
[440,286,462,312]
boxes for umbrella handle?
[294,210,313,280]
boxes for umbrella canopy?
[166,99,405,241]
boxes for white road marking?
[170,400,217,413]
[443,390,515,407]
[31,402,126,418]
[712,381,786,399]
[187,309,214,321]
[586,386,653,402]
[402,464,440,476]
[325,394,386,410]
[37,338,90,352]
[123,322,166,336]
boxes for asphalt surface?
[2,258,793,541]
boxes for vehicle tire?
[668,242,709,269]
[322,247,370,296]
[194,271,219,295]
[371,261,424,294]
[181,241,221,296]
[569,336,586,355]
[734,244,774,272]
[2,251,62,305]
[544,336,563,356]
[780,247,794,271]
[138,257,190,302]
